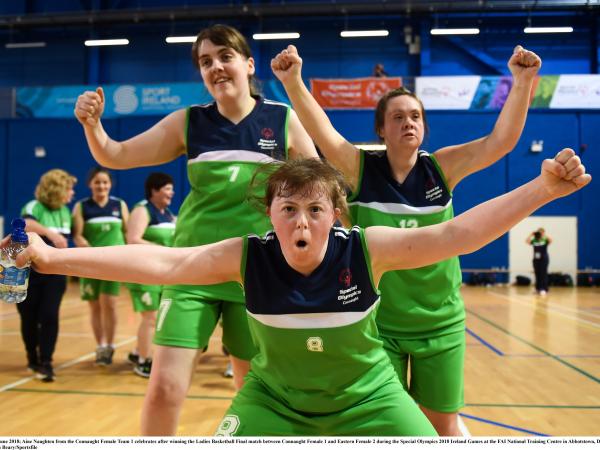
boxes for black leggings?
[16,274,66,364]
[533,257,549,292]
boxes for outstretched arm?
[74,87,186,169]
[11,235,243,287]
[367,148,590,283]
[435,45,542,189]
[272,45,360,188]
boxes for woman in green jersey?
[72,167,129,366]
[73,24,317,435]
[271,44,541,435]
[126,173,176,378]
[19,169,76,382]
[11,152,590,435]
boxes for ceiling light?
[84,39,129,47]
[252,33,300,40]
[431,28,480,35]
[165,36,197,44]
[524,27,573,34]
[5,42,46,49]
[340,30,389,38]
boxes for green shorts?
[154,288,257,361]
[80,277,120,301]
[128,286,161,312]
[215,374,437,436]
[381,329,465,413]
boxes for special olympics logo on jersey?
[113,85,139,114]
[339,268,352,288]
[261,128,274,139]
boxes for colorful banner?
[549,75,600,109]
[416,76,480,110]
[310,77,402,110]
[13,75,600,118]
[16,83,213,118]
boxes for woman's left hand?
[509,45,542,83]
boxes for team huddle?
[4,24,591,436]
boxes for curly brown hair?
[35,169,77,209]
[250,159,349,219]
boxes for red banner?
[310,77,402,110]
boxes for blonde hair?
[35,169,77,209]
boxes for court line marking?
[465,403,600,409]
[467,308,600,384]
[466,328,504,356]
[5,387,234,401]
[457,415,471,437]
[487,291,600,329]
[0,336,137,393]
[0,331,136,338]
[459,412,549,436]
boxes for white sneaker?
[223,362,233,378]
[539,290,547,297]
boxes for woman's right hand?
[74,87,105,127]
[271,45,304,86]
[9,233,54,272]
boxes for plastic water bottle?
[0,218,30,304]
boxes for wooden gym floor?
[0,281,598,436]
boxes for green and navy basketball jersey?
[531,237,549,260]
[135,200,176,247]
[172,96,290,302]
[22,200,72,278]
[243,226,397,414]
[128,200,176,293]
[348,150,464,338]
[21,200,72,245]
[79,197,126,247]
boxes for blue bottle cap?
[11,218,28,244]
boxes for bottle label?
[0,264,30,287]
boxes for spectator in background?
[18,169,77,382]
[526,228,552,296]
[72,167,129,366]
[373,63,388,78]
[126,173,176,378]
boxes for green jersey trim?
[86,216,123,224]
[247,299,380,329]
[147,223,176,230]
[429,152,452,195]
[187,149,279,165]
[357,227,379,297]
[23,200,38,216]
[349,199,452,215]
[348,150,366,201]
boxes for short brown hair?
[374,86,429,140]
[35,169,77,210]
[191,24,259,96]
[251,159,349,218]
